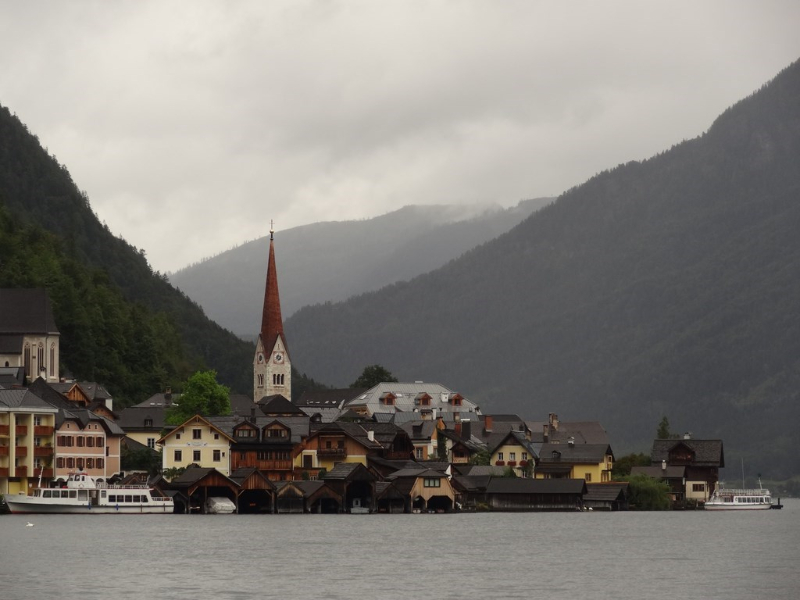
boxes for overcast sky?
[2,1,799,273]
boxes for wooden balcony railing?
[318,447,347,457]
[15,425,28,435]
[34,426,54,436]
[15,467,28,477]
[0,446,9,456]
[0,425,9,436]
[15,446,28,457]
[34,447,53,457]
[0,467,8,477]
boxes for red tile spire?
[260,224,287,356]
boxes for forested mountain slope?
[285,59,800,477]
[169,199,549,336]
[0,105,254,401]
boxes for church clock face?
[274,352,284,364]
[257,353,264,364]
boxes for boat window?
[125,495,133,503]
[101,490,106,498]
[109,495,116,503]
[61,490,69,498]
[69,491,77,498]
[43,490,52,498]
[142,496,149,503]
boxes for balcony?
[15,446,28,457]
[34,426,54,436]
[15,425,28,435]
[318,447,347,458]
[0,467,8,477]
[15,467,28,477]
[34,447,53,458]
[0,425,9,436]
[0,446,8,456]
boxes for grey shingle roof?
[650,439,724,467]
[486,478,587,495]
[0,389,59,411]
[344,382,481,417]
[584,482,628,502]
[539,443,613,464]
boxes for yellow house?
[158,415,236,476]
[535,441,614,483]
[296,422,383,472]
[489,431,538,477]
[0,390,58,495]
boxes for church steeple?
[260,225,287,357]
[254,223,291,402]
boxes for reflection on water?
[1,499,799,600]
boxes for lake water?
[1,499,798,600]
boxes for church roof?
[0,289,59,334]
[259,232,289,359]
[257,394,305,415]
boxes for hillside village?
[0,231,725,513]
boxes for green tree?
[165,370,231,425]
[656,416,672,439]
[625,473,672,510]
[350,364,398,388]
[469,448,491,466]
[612,452,651,479]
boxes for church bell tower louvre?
[253,223,291,403]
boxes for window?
[144,418,153,427]
[86,458,94,469]
[214,433,219,440]
[585,473,592,482]
[147,438,155,449]
[174,450,183,462]
[56,457,65,468]
[50,344,55,377]
[34,416,42,426]
[176,433,181,440]
[77,458,84,470]
[77,437,84,447]
[97,458,104,468]
[415,448,423,460]
[272,373,284,385]
[510,452,516,461]
[34,437,41,447]
[193,450,201,462]
[67,457,74,469]
[522,452,528,461]
[213,449,221,462]
[497,452,504,461]
[693,483,705,492]
[423,478,441,488]
[257,374,264,386]
[86,437,94,447]
[192,429,202,440]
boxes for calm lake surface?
[1,499,798,600]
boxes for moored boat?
[4,471,173,514]
[704,480,772,511]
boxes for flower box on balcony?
[519,460,528,467]
[507,460,517,466]
[495,460,505,466]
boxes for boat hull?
[704,503,772,511]
[5,495,173,514]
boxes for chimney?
[661,459,667,471]
[683,432,692,440]
[367,430,375,442]
[568,436,575,447]
[484,415,493,433]
[455,422,462,437]
[543,424,549,443]
[462,421,472,441]
[250,406,256,423]
[164,387,172,405]
[549,413,559,431]
[454,412,461,422]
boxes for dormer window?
[144,418,153,428]
[380,393,395,406]
[450,394,463,406]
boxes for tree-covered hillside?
[285,59,800,477]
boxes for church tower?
[253,225,291,402]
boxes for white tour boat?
[704,480,772,511]
[4,471,174,514]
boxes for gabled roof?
[310,421,383,450]
[489,430,539,459]
[631,465,686,479]
[257,394,305,416]
[324,462,376,482]
[538,443,613,464]
[651,439,724,467]
[584,482,629,502]
[158,414,237,444]
[0,367,25,387]
[116,405,168,431]
[0,289,59,334]
[208,414,310,444]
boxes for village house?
[0,289,61,385]
[535,440,614,483]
